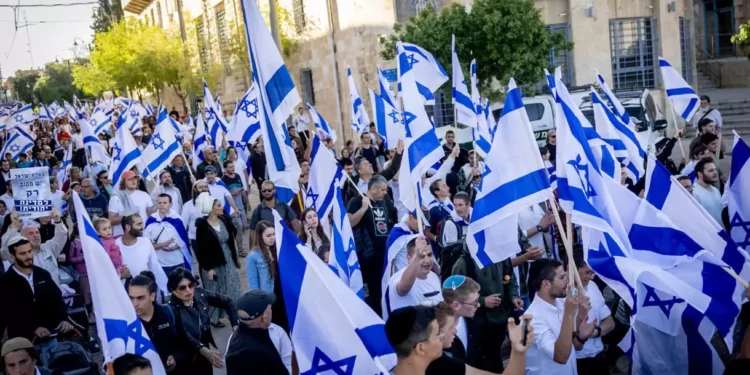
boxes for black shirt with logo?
[346,195,397,259]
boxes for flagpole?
[414,180,424,233]
[548,198,585,298]
[666,97,686,160]
[321,145,372,209]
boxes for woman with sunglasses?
[167,268,238,374]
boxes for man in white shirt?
[151,170,183,214]
[440,192,472,246]
[692,95,723,130]
[144,194,190,277]
[292,106,311,148]
[49,177,68,215]
[692,158,723,224]
[573,252,615,374]
[460,150,485,183]
[518,203,554,251]
[383,236,443,321]
[203,166,240,216]
[2,210,67,286]
[116,213,168,293]
[525,258,596,375]
[108,170,155,236]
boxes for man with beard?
[115,214,169,294]
[249,180,299,246]
[109,171,156,237]
[152,170,183,214]
[2,210,67,285]
[0,179,15,211]
[525,259,596,375]
[692,158,723,224]
[0,160,9,196]
[0,237,73,343]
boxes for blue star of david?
[301,347,355,375]
[478,165,491,192]
[730,212,750,249]
[206,109,215,121]
[113,144,122,162]
[91,119,98,127]
[239,98,258,119]
[344,238,360,276]
[306,186,320,210]
[407,53,419,67]
[103,318,156,356]
[14,114,22,122]
[8,144,20,152]
[387,110,400,124]
[151,133,165,150]
[568,155,596,198]
[401,111,417,138]
[642,284,684,318]
[129,110,137,117]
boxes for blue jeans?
[162,265,181,278]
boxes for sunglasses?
[262,189,274,193]
[176,282,195,291]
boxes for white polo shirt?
[576,283,611,359]
[382,268,442,321]
[525,294,577,375]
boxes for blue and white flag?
[307,103,336,143]
[659,57,700,121]
[544,68,558,100]
[377,66,397,108]
[467,79,553,267]
[241,0,302,203]
[90,108,114,136]
[72,193,167,374]
[729,133,750,251]
[396,42,444,216]
[228,84,261,165]
[192,114,208,171]
[214,93,222,114]
[596,70,633,128]
[109,119,144,188]
[369,89,403,150]
[0,107,9,130]
[56,139,74,186]
[348,66,370,135]
[591,89,645,181]
[451,36,476,128]
[145,211,192,271]
[484,99,497,141]
[48,101,61,116]
[0,127,34,162]
[64,101,81,122]
[397,42,448,104]
[205,178,234,216]
[306,136,343,221]
[330,185,365,299]
[203,80,229,149]
[38,105,53,121]
[143,107,182,178]
[382,219,419,296]
[79,119,111,166]
[469,60,491,157]
[545,160,557,189]
[273,210,395,373]
[5,104,34,130]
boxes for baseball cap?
[1,337,33,357]
[121,170,137,180]
[204,165,217,173]
[236,290,276,320]
[57,132,71,140]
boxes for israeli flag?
[369,89,403,150]
[469,60,491,157]
[396,43,444,216]
[307,136,343,221]
[0,127,34,162]
[143,107,182,178]
[545,160,557,189]
[56,139,74,186]
[192,114,208,171]
[90,108,114,136]
[729,133,750,251]
[397,42,448,104]
[203,80,229,149]
[5,104,34,130]
[79,118,111,166]
[596,70,631,127]
[307,103,337,143]
[348,66,370,135]
[0,107,8,130]
[95,98,115,115]
[591,89,646,181]
[377,66,397,108]
[228,84,261,166]
[109,120,144,188]
[484,99,497,141]
[214,93,222,114]
[38,105,53,121]
[241,0,302,203]
[680,160,698,183]
[467,79,553,267]
[451,35,476,128]
[72,193,167,374]
[48,101,61,116]
[382,219,420,296]
[64,101,82,122]
[544,68,558,100]
[272,210,396,373]
[330,185,365,299]
[659,57,700,121]
[145,211,193,272]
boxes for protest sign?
[10,167,52,219]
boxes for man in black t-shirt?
[347,175,397,315]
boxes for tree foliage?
[91,0,124,33]
[9,71,40,103]
[380,0,571,99]
[33,59,90,103]
[72,62,117,97]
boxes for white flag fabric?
[72,193,167,374]
[109,119,144,188]
[89,108,115,136]
[659,57,700,121]
[38,105,53,121]
[348,66,370,136]
[272,210,395,374]
[729,133,750,251]
[142,107,182,178]
[377,66,397,108]
[241,0,301,203]
[469,60,491,157]
[397,42,448,104]
[0,127,35,162]
[451,35,476,128]
[228,84,262,167]
[330,185,365,299]
[5,104,34,130]
[307,104,337,143]
[467,79,553,267]
[591,89,645,181]
[192,114,208,171]
[203,80,229,149]
[369,89,403,150]
[79,118,111,166]
[306,136,343,222]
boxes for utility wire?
[0,2,98,8]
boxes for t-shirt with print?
[382,267,443,321]
[221,174,243,194]
[346,195,393,258]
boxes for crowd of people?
[0,94,748,375]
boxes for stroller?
[39,341,99,375]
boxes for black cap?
[237,290,276,320]
[205,165,217,173]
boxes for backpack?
[40,341,98,375]
[439,242,472,282]
[435,215,465,250]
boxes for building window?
[150,9,156,26]
[680,17,694,85]
[609,18,655,90]
[196,21,209,71]
[215,7,230,69]
[395,0,440,23]
[547,24,572,86]
[156,2,163,27]
[292,0,305,34]
[300,68,315,106]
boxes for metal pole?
[325,0,344,149]
[176,0,195,116]
[268,0,281,49]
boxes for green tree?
[9,70,40,103]
[33,59,90,103]
[380,0,571,100]
[731,21,750,58]
[91,0,124,33]
[72,62,117,96]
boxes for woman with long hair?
[193,193,242,327]
[166,268,238,374]
[246,220,289,333]
[297,208,329,253]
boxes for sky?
[0,1,95,78]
